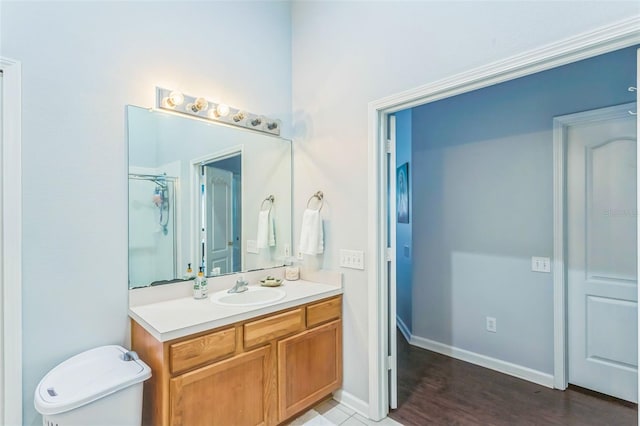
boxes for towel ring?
[261,195,275,212]
[306,191,324,211]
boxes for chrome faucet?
[227,276,249,294]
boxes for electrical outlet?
[531,256,551,273]
[297,251,304,260]
[486,316,497,333]
[339,249,365,270]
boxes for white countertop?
[129,279,342,342]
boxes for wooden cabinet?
[131,295,342,426]
[278,320,342,421]
[170,346,272,426]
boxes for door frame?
[367,17,640,421]
[552,102,638,390]
[190,146,244,273]
[0,57,22,426]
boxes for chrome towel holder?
[261,195,275,212]
[306,191,324,211]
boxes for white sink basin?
[210,286,286,306]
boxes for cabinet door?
[170,345,273,426]
[277,320,342,422]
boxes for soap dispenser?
[193,267,207,299]
[184,263,195,280]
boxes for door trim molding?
[0,56,23,426]
[552,102,637,390]
[367,16,640,420]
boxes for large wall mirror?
[127,105,292,289]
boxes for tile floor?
[287,398,403,426]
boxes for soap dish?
[260,277,283,287]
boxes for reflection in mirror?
[200,154,242,275]
[127,106,292,289]
[129,173,177,286]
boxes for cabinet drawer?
[244,308,304,349]
[170,327,236,374]
[306,296,341,328]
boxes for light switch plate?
[531,256,551,273]
[486,316,497,333]
[340,249,365,270]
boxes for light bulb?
[216,104,230,117]
[233,111,246,123]
[266,120,280,131]
[188,97,208,113]
[207,108,218,119]
[165,90,184,108]
[249,116,263,127]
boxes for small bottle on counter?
[184,263,195,280]
[193,267,207,299]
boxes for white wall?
[1,2,291,424]
[292,0,639,408]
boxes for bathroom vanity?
[129,272,342,426]
[126,101,340,425]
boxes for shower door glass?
[128,174,177,288]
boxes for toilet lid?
[34,345,151,415]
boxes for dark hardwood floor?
[389,333,637,426]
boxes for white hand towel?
[298,208,323,255]
[257,210,275,248]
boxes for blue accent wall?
[409,45,637,374]
[395,109,413,335]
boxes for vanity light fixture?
[156,87,281,135]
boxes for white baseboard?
[333,389,369,418]
[410,335,554,389]
[396,315,411,343]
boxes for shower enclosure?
[128,174,177,288]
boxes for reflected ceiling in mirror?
[127,106,292,289]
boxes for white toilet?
[34,345,151,426]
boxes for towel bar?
[306,191,324,211]
[261,195,275,211]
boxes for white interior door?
[206,167,234,274]
[567,105,638,402]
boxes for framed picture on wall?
[397,162,409,223]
